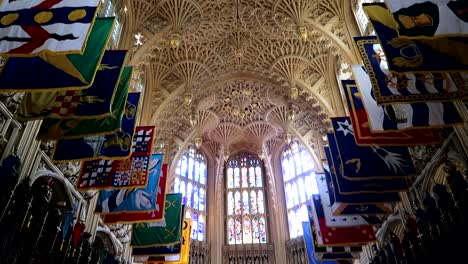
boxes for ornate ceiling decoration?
[122,0,355,153]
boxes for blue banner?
[354,36,468,104]
[331,117,415,180]
[327,134,408,192]
[52,92,140,162]
[323,147,400,215]
[96,154,163,214]
[363,3,468,73]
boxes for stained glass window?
[281,141,319,239]
[174,146,207,241]
[226,152,268,245]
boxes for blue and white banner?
[354,36,468,104]
[0,0,100,55]
[96,154,163,214]
[352,65,462,131]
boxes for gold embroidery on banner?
[0,13,18,26]
[34,11,53,24]
[68,9,87,22]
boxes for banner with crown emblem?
[354,36,468,104]
[323,148,399,216]
[385,0,468,38]
[0,0,100,56]
[341,79,440,146]
[363,3,468,73]
[103,163,168,224]
[16,50,127,121]
[352,65,462,132]
[36,67,132,140]
[131,193,183,248]
[96,154,163,214]
[331,117,415,181]
[76,126,155,190]
[51,92,140,162]
[0,17,114,91]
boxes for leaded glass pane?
[199,188,206,212]
[298,178,306,203]
[234,167,240,188]
[255,166,262,187]
[227,168,234,188]
[200,162,207,184]
[228,191,234,215]
[235,191,241,215]
[285,183,292,209]
[180,181,186,197]
[281,141,318,239]
[181,156,187,176]
[235,218,242,244]
[241,167,248,188]
[243,216,252,244]
[192,212,198,239]
[198,215,205,241]
[175,148,207,241]
[248,167,255,187]
[252,217,260,243]
[228,218,235,244]
[194,159,200,182]
[259,217,267,243]
[226,152,268,245]
[292,182,299,206]
[250,190,257,214]
[294,152,302,175]
[187,182,193,207]
[188,157,194,180]
[257,190,265,214]
[193,186,199,210]
[242,191,249,214]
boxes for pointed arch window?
[226,152,268,245]
[281,141,319,239]
[174,146,207,241]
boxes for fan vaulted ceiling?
[122,0,358,155]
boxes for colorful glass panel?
[235,218,242,244]
[228,218,235,244]
[226,152,268,245]
[227,168,234,188]
[242,191,249,214]
[228,191,234,215]
[175,147,207,241]
[255,166,262,187]
[281,141,319,239]
[250,190,257,214]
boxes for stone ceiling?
[121,0,358,155]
